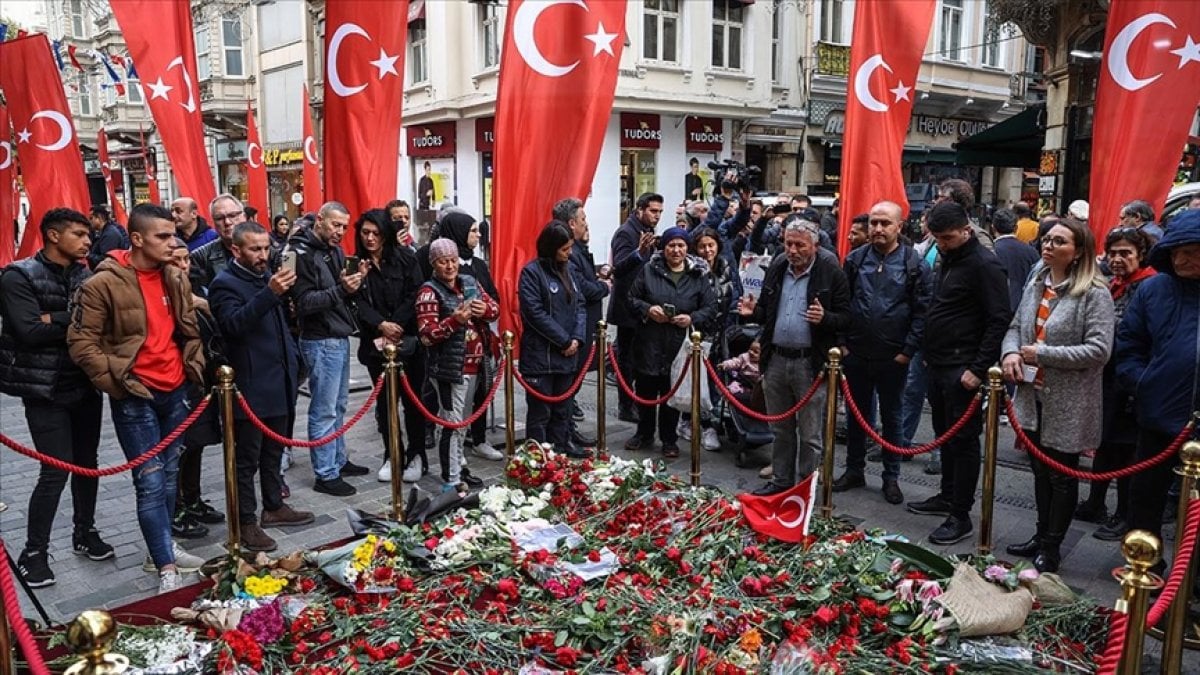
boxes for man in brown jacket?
[67,203,207,594]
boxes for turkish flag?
[97,128,129,226]
[0,34,92,258]
[323,0,409,252]
[244,103,268,220]
[140,127,161,204]
[302,85,323,212]
[111,0,214,218]
[0,103,15,267]
[492,0,627,334]
[1090,1,1200,237]
[737,473,818,543]
[836,0,936,259]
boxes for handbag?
[668,334,712,415]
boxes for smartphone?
[281,247,296,274]
[663,303,677,318]
[464,285,479,302]
[343,255,360,275]
[772,203,792,215]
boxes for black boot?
[1034,543,1061,573]
[1006,535,1041,558]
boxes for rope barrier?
[399,361,505,430]
[839,378,982,456]
[1145,497,1200,628]
[237,376,384,448]
[0,541,51,675]
[704,358,824,423]
[0,395,212,477]
[1096,610,1127,675]
[1006,399,1195,481]
[606,347,690,408]
[513,343,597,404]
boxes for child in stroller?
[715,339,762,405]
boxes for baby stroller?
[714,324,774,467]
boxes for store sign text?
[823,112,992,140]
[264,148,304,167]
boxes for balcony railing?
[816,42,850,77]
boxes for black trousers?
[926,365,983,519]
[233,415,289,524]
[1025,414,1080,548]
[615,325,638,409]
[366,360,421,466]
[1128,428,1182,544]
[634,374,680,444]
[1084,440,1135,519]
[23,392,102,552]
[523,372,573,447]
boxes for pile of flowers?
[48,443,1112,674]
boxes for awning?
[954,105,1046,168]
[826,143,957,164]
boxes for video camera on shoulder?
[707,158,762,193]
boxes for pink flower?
[895,579,915,603]
[1017,568,1040,582]
[983,565,1009,582]
[917,580,943,603]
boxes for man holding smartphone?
[608,193,665,423]
[290,201,369,497]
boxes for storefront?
[619,112,660,222]
[216,139,249,206]
[407,121,457,240]
[474,117,494,219]
[264,144,305,220]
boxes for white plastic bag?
[668,335,712,415]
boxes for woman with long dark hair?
[518,221,588,457]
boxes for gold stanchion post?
[0,595,12,675]
[217,366,240,557]
[64,610,129,675]
[689,331,702,488]
[384,345,404,522]
[1162,441,1200,672]
[503,331,516,459]
[595,321,608,452]
[978,367,1004,556]
[1115,530,1163,675]
[820,348,842,519]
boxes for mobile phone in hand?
[663,303,677,318]
[281,248,297,273]
[343,255,360,275]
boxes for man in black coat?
[740,218,851,495]
[990,208,1040,313]
[906,201,1011,545]
[607,192,664,421]
[209,222,314,552]
[86,205,128,269]
[0,208,110,587]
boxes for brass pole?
[217,366,240,558]
[1162,441,1200,672]
[1116,530,1164,675]
[384,345,404,522]
[63,610,129,675]
[689,331,703,488]
[503,331,516,459]
[978,367,1004,556]
[820,348,842,519]
[595,321,608,453]
[0,591,12,675]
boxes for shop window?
[409,19,428,84]
[222,15,245,77]
[939,0,964,61]
[619,149,658,223]
[480,2,502,70]
[195,23,211,80]
[712,0,744,70]
[643,0,680,64]
[819,0,846,44]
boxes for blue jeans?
[843,353,906,482]
[901,351,931,447]
[110,385,189,570]
[300,337,350,481]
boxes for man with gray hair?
[290,201,369,496]
[189,194,247,296]
[1119,199,1164,243]
[739,217,851,495]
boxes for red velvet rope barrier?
[514,343,597,404]
[237,376,383,448]
[399,361,505,429]
[1146,497,1200,628]
[606,347,691,408]
[839,378,982,456]
[0,541,51,675]
[705,358,824,423]
[1096,610,1127,675]
[0,395,212,477]
[1006,399,1195,481]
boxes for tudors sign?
[685,116,725,153]
[407,121,457,158]
[475,117,495,153]
[620,112,661,149]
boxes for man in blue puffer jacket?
[1116,208,1200,545]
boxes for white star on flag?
[1171,35,1200,69]
[585,22,618,57]
[370,49,400,79]
[147,77,173,101]
[889,80,912,103]
[17,128,32,144]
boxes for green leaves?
[885,540,955,579]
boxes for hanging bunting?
[125,55,137,80]
[0,24,8,42]
[50,39,65,71]
[67,43,84,71]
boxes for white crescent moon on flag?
[247,141,264,168]
[328,23,370,97]
[166,56,197,112]
[853,54,893,113]
[0,141,11,169]
[513,0,586,78]
[30,110,73,151]
[303,136,318,164]
[1107,13,1175,91]
[774,496,808,530]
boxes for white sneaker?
[677,420,692,441]
[172,541,205,573]
[158,570,182,594]
[402,458,423,483]
[701,428,721,451]
[759,465,774,479]
[377,461,392,483]
[471,442,504,461]
[280,448,293,472]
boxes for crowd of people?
[1,180,1199,596]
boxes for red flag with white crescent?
[836,0,936,259]
[111,0,214,218]
[737,473,818,543]
[492,0,627,335]
[97,128,129,226]
[302,85,323,212]
[140,126,161,204]
[1090,0,1200,237]
[245,102,268,220]
[0,34,92,258]
[0,103,15,267]
[323,0,409,252]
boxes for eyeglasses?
[1042,236,1073,248]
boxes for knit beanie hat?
[660,226,690,246]
[429,238,459,263]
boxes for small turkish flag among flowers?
[737,473,817,543]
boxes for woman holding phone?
[1001,219,1114,572]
